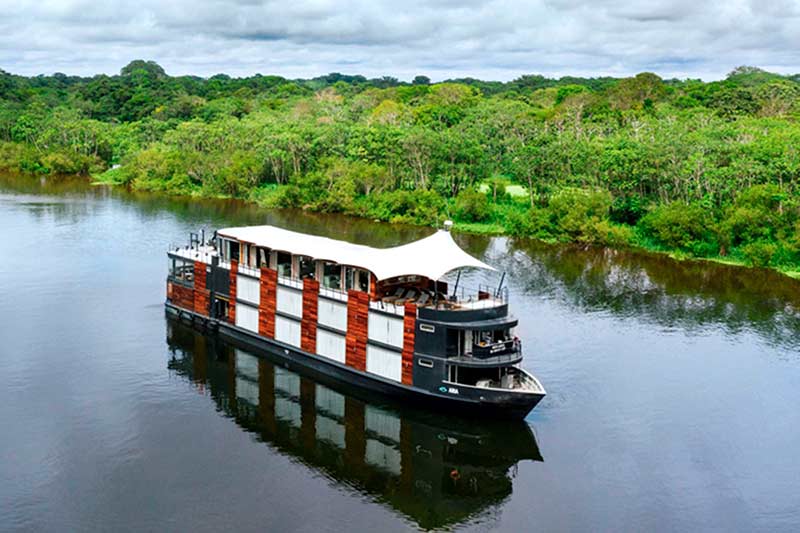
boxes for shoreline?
[83,174,800,281]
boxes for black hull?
[166,303,543,419]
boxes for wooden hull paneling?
[301,278,319,353]
[193,262,209,316]
[228,259,238,323]
[259,267,277,338]
[345,290,369,371]
[402,303,416,385]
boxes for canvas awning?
[217,225,495,281]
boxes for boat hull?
[166,302,544,419]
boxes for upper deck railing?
[169,243,217,265]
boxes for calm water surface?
[1,174,799,532]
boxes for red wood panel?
[193,261,209,316]
[228,259,238,323]
[258,267,277,338]
[345,290,369,371]
[402,302,416,385]
[301,278,319,353]
[369,273,377,300]
[168,281,194,311]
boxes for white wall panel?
[235,303,259,333]
[366,345,402,383]
[275,315,301,348]
[318,298,347,331]
[365,439,402,476]
[316,329,346,364]
[237,274,260,305]
[365,404,401,442]
[368,312,404,348]
[276,286,303,318]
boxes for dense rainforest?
[1,61,799,274]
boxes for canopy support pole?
[495,272,506,297]
[452,270,461,297]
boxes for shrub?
[454,189,491,222]
[590,219,634,246]
[548,187,612,242]
[638,201,711,252]
[740,241,778,267]
[368,189,445,226]
[610,194,647,225]
[504,207,554,239]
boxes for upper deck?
[168,224,509,314]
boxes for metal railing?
[471,338,521,359]
[428,284,508,311]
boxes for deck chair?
[382,287,405,303]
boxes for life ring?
[450,469,460,481]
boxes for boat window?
[418,359,434,368]
[299,256,315,279]
[358,270,370,292]
[323,262,342,290]
[344,267,355,290]
[229,241,240,262]
[276,251,292,278]
[170,257,194,283]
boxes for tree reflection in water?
[500,238,800,350]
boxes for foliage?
[454,189,491,222]
[2,60,800,271]
[548,188,613,243]
[639,202,711,252]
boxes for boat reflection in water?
[166,319,542,530]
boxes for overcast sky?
[1,0,799,81]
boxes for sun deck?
[169,225,508,313]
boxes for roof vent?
[443,220,454,232]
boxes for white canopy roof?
[217,225,495,281]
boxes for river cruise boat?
[165,223,545,419]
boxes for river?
[1,173,799,532]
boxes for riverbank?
[85,170,800,280]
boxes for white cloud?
[1,0,799,80]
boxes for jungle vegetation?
[1,61,799,273]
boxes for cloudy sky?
[1,0,799,81]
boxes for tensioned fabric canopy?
[217,225,495,281]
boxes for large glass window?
[169,257,195,284]
[358,270,370,292]
[344,267,370,292]
[323,262,342,289]
[299,256,315,279]
[276,252,292,277]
